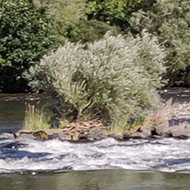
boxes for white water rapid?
[0,133,190,173]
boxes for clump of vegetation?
[39,0,86,41]
[86,0,142,29]
[33,0,119,43]
[25,31,166,127]
[0,0,57,92]
[129,0,190,86]
[86,0,156,31]
[24,103,50,130]
[64,20,119,43]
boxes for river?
[1,170,190,190]
[0,89,190,189]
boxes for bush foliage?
[129,0,190,85]
[26,31,166,124]
[40,0,86,40]
[33,0,119,43]
[0,0,57,92]
[86,0,142,29]
[1,0,189,93]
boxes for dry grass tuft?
[143,98,173,127]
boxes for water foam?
[0,133,190,173]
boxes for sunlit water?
[1,133,190,173]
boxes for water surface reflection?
[0,170,189,190]
[0,93,50,133]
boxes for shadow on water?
[164,158,190,166]
[0,141,51,159]
[0,150,50,159]
[0,93,50,133]
[159,87,190,103]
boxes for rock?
[58,132,71,141]
[91,129,107,140]
[151,124,170,137]
[16,130,36,140]
[107,133,123,141]
[48,133,59,139]
[123,131,146,139]
[168,125,190,139]
[32,130,50,140]
[129,132,147,139]
[17,129,70,141]
[123,126,151,140]
[78,129,106,141]
[136,126,152,138]
[18,133,36,140]
[123,131,132,140]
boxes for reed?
[24,103,51,130]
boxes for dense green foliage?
[86,0,156,30]
[0,0,57,92]
[65,20,119,43]
[40,0,86,41]
[25,31,166,124]
[86,0,142,29]
[34,0,119,43]
[129,0,190,85]
[1,0,190,92]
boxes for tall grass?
[24,103,51,130]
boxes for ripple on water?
[1,133,190,173]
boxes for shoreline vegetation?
[22,31,167,140]
[1,0,190,140]
[19,95,190,142]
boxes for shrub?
[0,0,57,92]
[41,0,86,38]
[86,0,142,27]
[85,0,156,30]
[25,30,166,125]
[65,20,119,43]
[129,0,190,85]
[33,0,119,43]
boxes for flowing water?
[1,170,190,190]
[0,89,190,189]
[1,134,190,173]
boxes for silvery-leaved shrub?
[129,0,190,85]
[25,30,166,125]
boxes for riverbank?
[14,99,190,142]
[2,88,190,142]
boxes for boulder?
[78,129,106,142]
[136,126,152,138]
[151,124,170,137]
[32,130,50,140]
[168,125,190,139]
[129,132,147,139]
[123,131,132,140]
[123,126,152,140]
[107,133,123,141]
[123,131,146,139]
[16,130,37,140]
[57,132,69,141]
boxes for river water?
[0,89,190,189]
[1,170,190,190]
